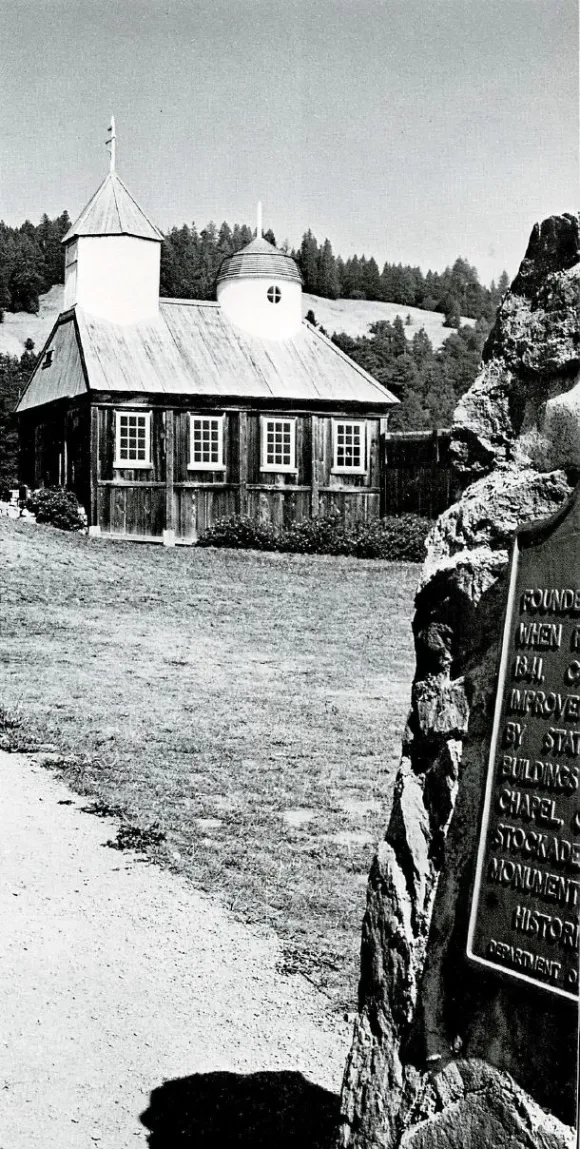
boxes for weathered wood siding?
[383,429,460,518]
[90,405,385,541]
[97,484,166,538]
[18,404,90,511]
[97,407,166,483]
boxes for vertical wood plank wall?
[383,429,459,518]
[17,405,91,514]
[21,404,387,541]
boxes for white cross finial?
[106,116,116,173]
[257,201,263,239]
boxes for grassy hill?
[303,293,474,348]
[0,285,63,357]
[0,285,474,358]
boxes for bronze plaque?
[467,484,580,999]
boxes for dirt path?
[0,752,351,1148]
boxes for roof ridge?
[113,172,163,240]
[109,172,123,232]
[61,176,108,243]
[62,171,162,244]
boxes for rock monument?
[338,213,580,1149]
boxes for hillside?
[303,294,473,348]
[0,286,473,358]
[0,285,63,357]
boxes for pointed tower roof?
[217,236,302,285]
[62,171,163,244]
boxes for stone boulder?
[337,214,580,1149]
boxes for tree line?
[328,313,490,432]
[0,211,510,323]
[0,342,37,494]
[0,214,71,316]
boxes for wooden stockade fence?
[383,429,460,519]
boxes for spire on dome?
[106,116,116,174]
[257,201,263,239]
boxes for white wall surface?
[64,236,160,324]
[217,278,302,340]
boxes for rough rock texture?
[338,215,580,1149]
[452,213,580,479]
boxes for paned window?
[260,417,297,472]
[114,410,151,467]
[188,415,225,470]
[332,420,366,474]
[267,285,282,304]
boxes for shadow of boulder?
[140,1069,340,1148]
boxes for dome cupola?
[216,204,302,340]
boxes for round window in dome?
[267,286,282,304]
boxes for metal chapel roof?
[17,301,398,412]
[217,237,302,285]
[62,172,163,244]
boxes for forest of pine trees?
[0,213,71,316]
[0,210,510,323]
[327,313,491,432]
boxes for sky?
[0,0,578,286]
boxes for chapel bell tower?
[62,118,163,325]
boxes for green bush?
[196,514,278,551]
[350,515,431,561]
[197,513,430,561]
[26,486,87,532]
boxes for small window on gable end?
[188,414,225,471]
[114,410,152,468]
[260,416,297,473]
[42,349,54,369]
[332,420,367,474]
[267,285,281,304]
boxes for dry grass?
[303,293,474,348]
[1,518,418,1012]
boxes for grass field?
[1,519,418,1011]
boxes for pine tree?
[299,230,320,294]
[392,314,407,356]
[317,238,340,299]
[361,256,381,301]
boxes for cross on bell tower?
[106,116,116,173]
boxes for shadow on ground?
[140,1070,340,1148]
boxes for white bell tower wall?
[217,278,302,340]
[63,235,160,324]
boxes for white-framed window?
[114,410,152,468]
[332,420,367,474]
[267,285,282,304]
[188,414,225,471]
[260,416,297,473]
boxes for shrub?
[196,514,278,551]
[197,513,431,561]
[282,514,351,555]
[26,486,87,532]
[349,515,430,561]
